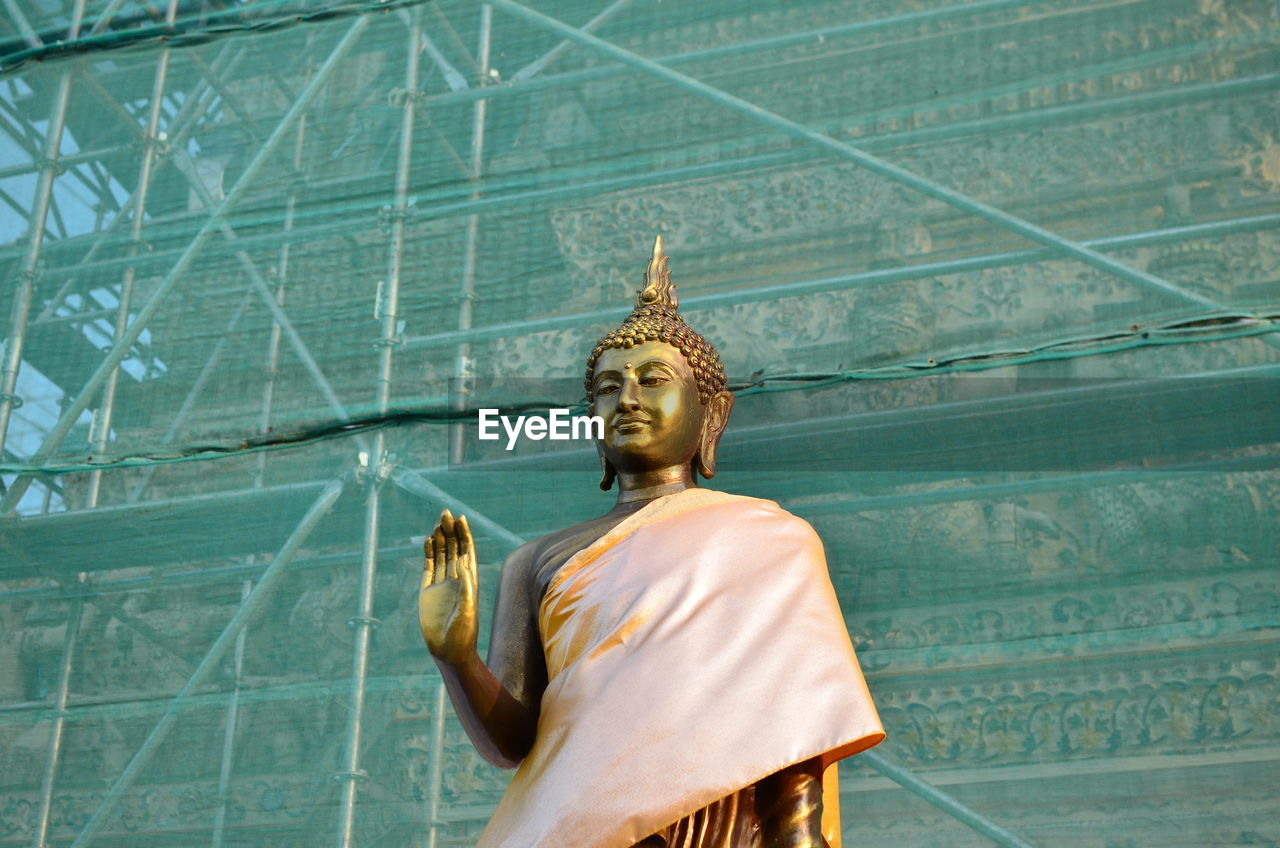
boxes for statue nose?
[618,380,641,410]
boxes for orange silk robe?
[477,488,884,848]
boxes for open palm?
[418,508,478,664]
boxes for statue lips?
[613,414,651,434]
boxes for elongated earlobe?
[695,391,734,480]
[695,433,718,480]
[599,455,617,491]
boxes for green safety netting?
[0,0,1277,845]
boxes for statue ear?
[695,391,734,480]
[598,455,617,491]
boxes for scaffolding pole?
[85,0,179,509]
[84,592,197,674]
[87,0,133,36]
[31,589,84,848]
[420,27,468,92]
[424,685,447,848]
[0,15,370,515]
[207,104,308,830]
[209,578,251,848]
[76,71,149,146]
[0,1,85,464]
[67,475,347,848]
[334,13,421,848]
[187,50,268,142]
[425,3,509,808]
[0,186,29,221]
[0,143,132,181]
[335,464,385,848]
[256,77,310,486]
[861,751,1037,848]
[449,3,492,465]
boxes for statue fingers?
[445,522,459,579]
[432,525,449,584]
[456,514,472,559]
[457,516,478,599]
[423,536,436,587]
[438,509,459,578]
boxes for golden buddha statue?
[418,237,883,848]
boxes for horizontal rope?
[0,0,427,74]
[0,312,1274,477]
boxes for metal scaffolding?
[333,11,421,848]
[0,0,1277,845]
[0,0,82,456]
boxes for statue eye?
[596,382,619,396]
[640,374,667,387]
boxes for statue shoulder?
[718,493,815,525]
[517,518,600,563]
[516,514,626,600]
[493,534,561,611]
[718,495,825,547]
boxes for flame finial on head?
[638,234,677,310]
[584,235,726,405]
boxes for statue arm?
[757,758,825,848]
[419,510,543,769]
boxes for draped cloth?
[477,488,884,848]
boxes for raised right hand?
[419,508,479,665]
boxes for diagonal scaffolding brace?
[391,467,526,552]
[170,145,367,451]
[125,286,256,503]
[484,0,1220,314]
[861,751,1036,848]
[28,41,247,326]
[0,15,370,515]
[67,475,347,848]
[508,0,634,83]
[128,55,314,505]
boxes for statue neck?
[613,464,696,506]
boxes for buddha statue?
[418,237,883,848]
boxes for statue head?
[585,236,734,491]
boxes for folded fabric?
[478,487,884,848]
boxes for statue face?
[591,341,706,473]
